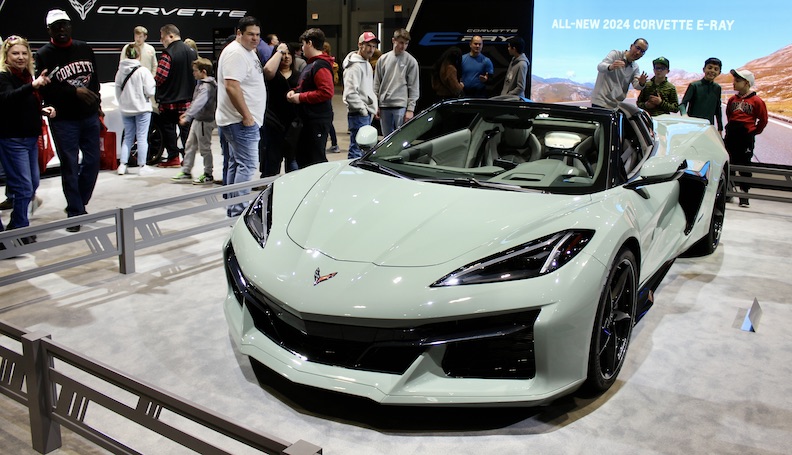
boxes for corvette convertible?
[223,99,728,406]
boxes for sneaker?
[739,198,750,207]
[27,195,43,218]
[138,165,155,176]
[66,225,81,233]
[171,172,192,182]
[158,157,181,168]
[192,174,214,185]
[326,145,340,153]
[0,198,11,210]
[117,163,127,175]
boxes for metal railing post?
[119,207,136,274]
[21,331,62,454]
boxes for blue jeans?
[218,127,229,186]
[379,107,406,137]
[220,122,260,217]
[347,114,372,159]
[0,137,39,228]
[121,112,151,166]
[49,115,101,217]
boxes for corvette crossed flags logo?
[314,268,337,286]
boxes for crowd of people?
[591,37,768,206]
[0,11,770,244]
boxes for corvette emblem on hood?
[314,268,337,286]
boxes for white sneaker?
[117,163,127,175]
[28,195,43,218]
[138,165,154,176]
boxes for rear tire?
[583,248,638,393]
[125,112,165,166]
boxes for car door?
[617,110,688,280]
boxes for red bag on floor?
[37,119,55,174]
[99,118,118,170]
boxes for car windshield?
[359,100,612,194]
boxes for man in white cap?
[725,68,768,208]
[35,9,101,232]
[342,31,379,159]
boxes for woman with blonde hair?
[0,35,56,241]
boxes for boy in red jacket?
[725,69,767,207]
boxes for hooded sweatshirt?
[342,51,377,116]
[183,77,217,123]
[114,58,156,115]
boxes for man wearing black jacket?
[35,9,102,232]
[155,24,196,167]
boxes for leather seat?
[497,127,542,164]
[573,125,602,176]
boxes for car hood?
[286,164,592,267]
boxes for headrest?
[502,127,530,148]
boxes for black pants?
[295,119,330,169]
[159,108,190,161]
[724,122,754,192]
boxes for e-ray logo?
[418,31,518,46]
[69,0,97,20]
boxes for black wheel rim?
[710,173,727,250]
[596,258,636,380]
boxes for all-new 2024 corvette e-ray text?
[223,99,728,406]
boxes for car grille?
[225,242,539,379]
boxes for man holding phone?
[591,38,649,109]
[461,35,494,98]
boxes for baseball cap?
[730,69,755,87]
[652,57,670,69]
[46,9,71,27]
[358,31,380,44]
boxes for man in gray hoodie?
[374,28,419,136]
[500,36,530,98]
[343,31,379,159]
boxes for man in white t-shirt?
[216,15,266,217]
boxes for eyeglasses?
[634,45,647,54]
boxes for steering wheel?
[544,148,594,177]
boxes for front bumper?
[223,233,609,406]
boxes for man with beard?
[35,9,101,232]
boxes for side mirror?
[624,155,687,194]
[356,125,379,152]
[638,155,687,179]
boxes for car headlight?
[244,185,273,247]
[431,230,594,287]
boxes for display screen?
[532,0,792,166]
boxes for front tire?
[584,248,638,393]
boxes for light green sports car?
[224,99,728,406]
